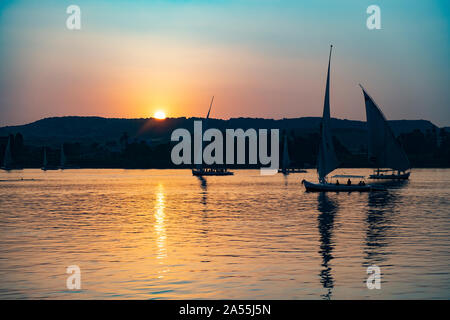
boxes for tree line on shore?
[1,127,449,169]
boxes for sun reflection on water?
[154,184,167,267]
[0,169,449,299]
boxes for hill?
[0,116,439,148]
[0,116,447,168]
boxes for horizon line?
[0,115,445,129]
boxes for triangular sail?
[317,45,339,182]
[360,85,410,172]
[3,136,13,168]
[282,134,290,171]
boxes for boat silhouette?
[41,147,58,170]
[1,135,22,170]
[192,96,234,176]
[302,46,384,192]
[360,85,411,180]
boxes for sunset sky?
[0,0,449,126]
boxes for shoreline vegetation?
[1,116,449,169]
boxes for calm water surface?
[0,169,449,299]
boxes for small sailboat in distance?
[192,96,233,176]
[278,132,306,174]
[302,46,384,192]
[42,147,47,170]
[280,133,291,175]
[1,136,13,170]
[41,147,58,171]
[59,144,66,170]
[360,85,411,180]
[278,132,307,174]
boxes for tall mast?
[317,45,339,183]
[206,96,214,120]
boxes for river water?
[0,169,448,299]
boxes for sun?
[154,111,166,120]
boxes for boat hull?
[192,169,233,176]
[41,166,58,171]
[369,172,410,180]
[1,166,23,171]
[302,180,375,192]
[278,168,307,174]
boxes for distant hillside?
[0,116,439,148]
[0,116,448,168]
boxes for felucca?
[360,85,410,180]
[41,147,58,170]
[1,136,13,170]
[279,133,291,175]
[192,96,233,176]
[302,46,384,192]
[59,144,66,170]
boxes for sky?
[0,0,449,127]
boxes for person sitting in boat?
[336,180,339,186]
[358,181,366,186]
[347,179,351,185]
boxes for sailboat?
[360,85,410,180]
[278,133,306,174]
[1,136,13,170]
[42,147,47,170]
[192,96,233,176]
[302,46,384,192]
[59,144,66,170]
[279,134,291,175]
[41,147,57,170]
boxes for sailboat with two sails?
[302,45,385,192]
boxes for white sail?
[282,134,290,170]
[60,144,66,168]
[3,136,13,168]
[317,45,339,183]
[43,147,47,167]
[360,85,410,172]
